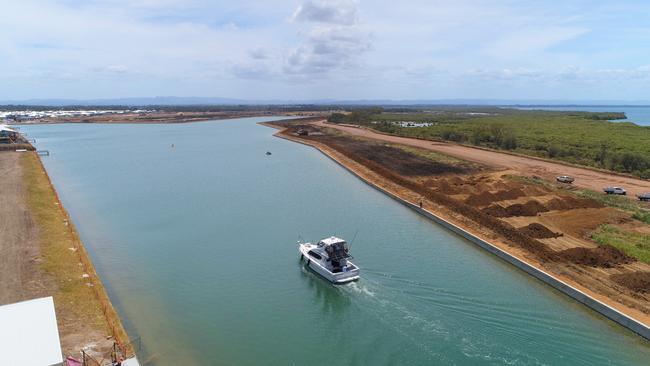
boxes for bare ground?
[0,152,51,303]
[316,121,650,199]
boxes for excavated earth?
[612,272,650,293]
[276,123,650,317]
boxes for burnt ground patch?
[296,127,481,176]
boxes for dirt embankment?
[272,122,650,322]
[0,152,131,361]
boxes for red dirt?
[433,179,462,194]
[492,188,526,201]
[482,204,509,218]
[505,200,549,217]
[518,223,563,239]
[465,191,497,206]
[558,246,635,268]
[612,272,650,293]
[545,198,574,211]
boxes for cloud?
[285,1,369,76]
[285,27,370,75]
[249,47,271,60]
[291,0,359,25]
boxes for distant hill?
[1,97,650,107]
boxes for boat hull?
[299,245,359,284]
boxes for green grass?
[574,189,650,224]
[592,225,650,264]
[335,109,650,178]
[22,153,132,354]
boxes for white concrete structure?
[0,297,63,366]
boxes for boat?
[298,236,360,284]
[266,151,272,155]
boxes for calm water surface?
[22,118,650,365]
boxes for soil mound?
[518,223,563,239]
[546,196,604,211]
[447,176,464,186]
[492,188,526,201]
[572,198,604,209]
[482,204,508,217]
[465,191,496,206]
[611,272,650,293]
[505,200,549,217]
[545,198,572,211]
[436,179,462,194]
[522,186,549,196]
[558,246,635,268]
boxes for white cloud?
[284,1,369,76]
[1,0,650,100]
[291,0,359,25]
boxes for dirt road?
[0,152,50,304]
[316,121,650,198]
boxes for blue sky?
[1,0,650,101]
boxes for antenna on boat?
[349,229,359,249]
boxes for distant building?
[0,124,20,142]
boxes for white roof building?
[0,297,63,366]
[0,124,18,133]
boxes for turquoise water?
[22,118,650,365]
[513,106,650,126]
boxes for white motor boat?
[298,236,360,284]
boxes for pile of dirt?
[472,182,493,193]
[465,192,496,207]
[504,200,549,217]
[521,185,550,196]
[611,272,650,293]
[435,179,462,194]
[571,197,604,209]
[545,198,574,211]
[305,132,558,262]
[447,176,464,186]
[492,188,526,201]
[546,196,604,211]
[558,246,635,268]
[518,223,563,239]
[482,204,509,217]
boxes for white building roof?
[0,297,63,366]
[0,124,17,133]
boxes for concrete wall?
[286,135,650,341]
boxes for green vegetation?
[330,108,650,178]
[592,225,650,264]
[574,189,650,224]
